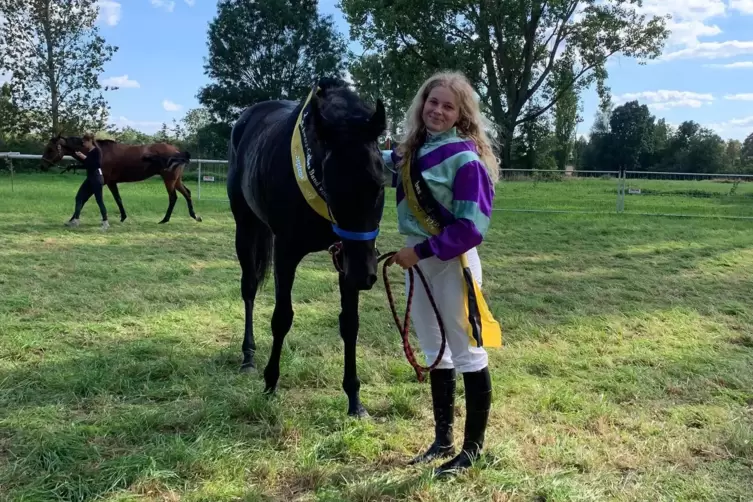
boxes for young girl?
[382,71,500,477]
[65,134,109,230]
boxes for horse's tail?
[143,151,191,172]
[248,218,274,288]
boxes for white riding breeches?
[404,236,489,374]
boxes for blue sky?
[91,0,753,140]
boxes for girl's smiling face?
[422,85,460,134]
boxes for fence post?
[197,160,202,201]
[616,168,625,213]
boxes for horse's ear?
[369,99,387,138]
[309,94,330,142]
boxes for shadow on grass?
[0,337,435,501]
[0,309,750,500]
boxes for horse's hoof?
[195,215,202,222]
[263,385,277,396]
[239,364,257,374]
[348,405,370,419]
[158,220,168,224]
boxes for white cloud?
[184,0,195,5]
[101,74,140,88]
[660,40,753,61]
[162,99,182,112]
[664,20,722,47]
[637,0,726,48]
[151,0,175,12]
[724,93,753,101]
[97,1,121,26]
[111,116,163,134]
[708,116,753,137]
[638,0,726,22]
[0,72,9,85]
[614,90,714,110]
[704,61,753,69]
[729,0,753,15]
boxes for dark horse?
[228,78,386,417]
[41,135,201,224]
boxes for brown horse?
[41,134,202,224]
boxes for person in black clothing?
[65,134,109,230]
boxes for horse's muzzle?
[341,243,378,291]
[357,273,378,291]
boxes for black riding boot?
[409,368,456,464]
[434,366,492,477]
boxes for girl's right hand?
[389,247,420,269]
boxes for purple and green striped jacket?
[381,127,495,261]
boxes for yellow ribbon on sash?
[291,86,334,223]
[400,155,502,348]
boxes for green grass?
[498,175,753,217]
[1,173,752,501]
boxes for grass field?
[1,173,752,501]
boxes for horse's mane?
[53,135,118,147]
[310,77,384,181]
[315,77,377,131]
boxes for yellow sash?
[290,86,334,223]
[400,155,502,348]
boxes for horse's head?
[41,134,82,169]
[308,78,387,291]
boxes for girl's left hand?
[389,247,420,269]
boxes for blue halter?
[326,205,380,241]
[331,224,380,241]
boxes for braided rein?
[328,243,447,382]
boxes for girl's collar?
[425,126,458,144]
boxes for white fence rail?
[4,153,753,218]
[497,168,753,219]
[0,152,228,200]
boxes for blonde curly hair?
[396,71,499,184]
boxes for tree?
[649,118,671,169]
[656,121,726,173]
[660,120,699,171]
[724,140,742,172]
[581,108,613,171]
[348,51,429,136]
[685,128,725,173]
[552,62,581,170]
[340,0,669,168]
[198,0,348,122]
[742,132,753,167]
[178,107,231,159]
[0,83,23,138]
[0,0,118,135]
[572,135,588,169]
[513,105,556,170]
[608,101,654,171]
[111,126,156,145]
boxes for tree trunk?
[42,0,58,134]
[500,119,515,170]
[477,1,505,130]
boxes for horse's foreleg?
[175,180,202,222]
[159,176,178,224]
[263,245,303,394]
[339,274,367,418]
[107,183,127,222]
